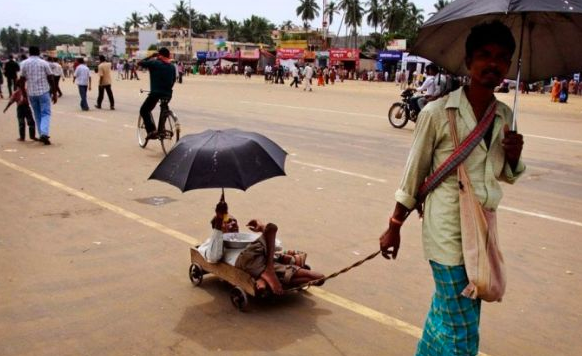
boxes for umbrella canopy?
[149,129,287,192]
[412,0,582,82]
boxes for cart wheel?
[189,263,203,286]
[230,287,249,312]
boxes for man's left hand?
[503,124,524,169]
[51,93,58,104]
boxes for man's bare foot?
[260,267,283,295]
[256,278,267,292]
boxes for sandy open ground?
[1,72,581,356]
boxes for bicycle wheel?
[160,112,180,155]
[137,115,148,148]
[388,103,409,129]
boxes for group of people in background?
[0,50,118,144]
[550,77,582,103]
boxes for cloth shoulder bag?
[447,109,507,302]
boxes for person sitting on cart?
[213,199,239,233]
[234,221,325,295]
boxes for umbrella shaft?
[511,59,521,132]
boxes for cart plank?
[190,248,256,296]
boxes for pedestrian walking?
[317,67,325,86]
[559,78,569,103]
[73,57,91,111]
[380,21,525,356]
[116,62,124,80]
[4,55,20,96]
[95,55,115,110]
[48,57,63,97]
[19,46,58,145]
[2,77,37,141]
[303,64,313,92]
[550,77,561,102]
[123,61,130,80]
[0,62,4,99]
[177,62,184,84]
[289,66,300,88]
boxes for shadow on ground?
[175,275,332,353]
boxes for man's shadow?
[175,276,332,353]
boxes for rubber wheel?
[388,103,408,129]
[160,112,180,155]
[230,287,249,312]
[137,115,148,148]
[189,263,203,286]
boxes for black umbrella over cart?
[411,0,582,129]
[149,129,287,195]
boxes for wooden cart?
[189,247,310,311]
[189,247,257,311]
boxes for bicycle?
[137,89,181,155]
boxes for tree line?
[1,0,450,54]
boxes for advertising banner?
[276,48,305,59]
[387,39,407,51]
[329,48,359,61]
[378,50,403,61]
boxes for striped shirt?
[20,56,53,96]
[395,87,525,265]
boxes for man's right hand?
[51,93,58,104]
[379,225,401,260]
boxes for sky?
[1,0,439,36]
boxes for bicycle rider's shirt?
[140,58,176,97]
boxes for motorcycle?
[388,88,419,129]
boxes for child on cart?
[209,200,324,295]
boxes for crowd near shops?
[0,43,581,144]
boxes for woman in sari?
[551,77,561,102]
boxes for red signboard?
[276,48,305,59]
[329,48,359,61]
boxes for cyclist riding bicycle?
[138,47,176,140]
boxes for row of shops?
[193,47,431,80]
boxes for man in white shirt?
[289,66,299,88]
[73,58,92,111]
[412,64,439,112]
[48,57,64,97]
[303,64,314,92]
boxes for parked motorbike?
[388,88,419,129]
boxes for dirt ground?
[0,72,581,356]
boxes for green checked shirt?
[396,87,526,266]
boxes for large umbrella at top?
[413,0,582,82]
[411,0,582,129]
[149,129,287,192]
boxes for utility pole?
[15,23,20,55]
[322,0,328,49]
[149,3,166,51]
[188,0,192,61]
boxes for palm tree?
[325,1,340,27]
[239,16,275,45]
[340,0,364,49]
[169,0,190,28]
[366,0,383,34]
[208,13,225,29]
[39,26,50,51]
[296,0,321,30]
[430,0,450,15]
[225,18,241,41]
[280,20,295,31]
[127,12,143,30]
[145,13,165,29]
